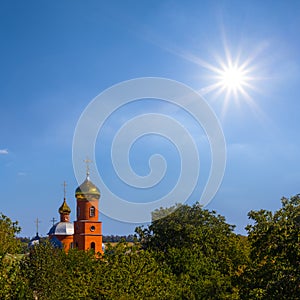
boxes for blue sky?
[1,0,300,237]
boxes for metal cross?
[50,217,57,226]
[84,157,92,177]
[35,218,41,235]
[62,181,67,198]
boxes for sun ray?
[200,82,224,95]
[207,49,260,109]
[161,37,266,118]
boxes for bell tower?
[73,159,103,254]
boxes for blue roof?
[28,233,40,247]
[49,236,63,248]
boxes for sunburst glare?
[219,65,248,92]
[179,44,263,117]
[210,53,257,108]
[206,54,256,96]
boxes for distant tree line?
[102,234,136,243]
[18,233,136,245]
[0,195,299,299]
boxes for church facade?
[48,172,103,254]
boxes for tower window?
[91,242,95,253]
[90,206,95,217]
[77,206,80,218]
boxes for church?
[47,167,103,254]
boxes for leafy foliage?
[239,196,300,299]
[21,242,100,299]
[136,203,249,299]
[1,197,299,299]
[15,241,177,299]
[0,213,28,299]
[0,213,21,260]
[99,242,178,299]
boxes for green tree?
[0,258,31,300]
[0,213,21,260]
[97,242,179,299]
[19,240,178,299]
[136,203,249,299]
[22,241,67,299]
[0,213,30,299]
[21,241,100,299]
[239,195,300,299]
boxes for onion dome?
[75,178,100,198]
[28,233,40,247]
[58,199,71,214]
[48,222,74,235]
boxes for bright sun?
[191,47,259,115]
[211,54,255,102]
[180,43,261,115]
[219,65,247,92]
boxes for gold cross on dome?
[62,181,67,199]
[84,157,92,177]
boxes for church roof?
[75,177,100,198]
[28,233,40,247]
[49,236,63,248]
[58,198,71,214]
[48,222,74,236]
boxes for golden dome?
[75,178,100,199]
[59,199,71,214]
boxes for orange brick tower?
[48,182,74,251]
[73,161,103,254]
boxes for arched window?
[90,242,95,253]
[77,206,80,218]
[90,206,95,217]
